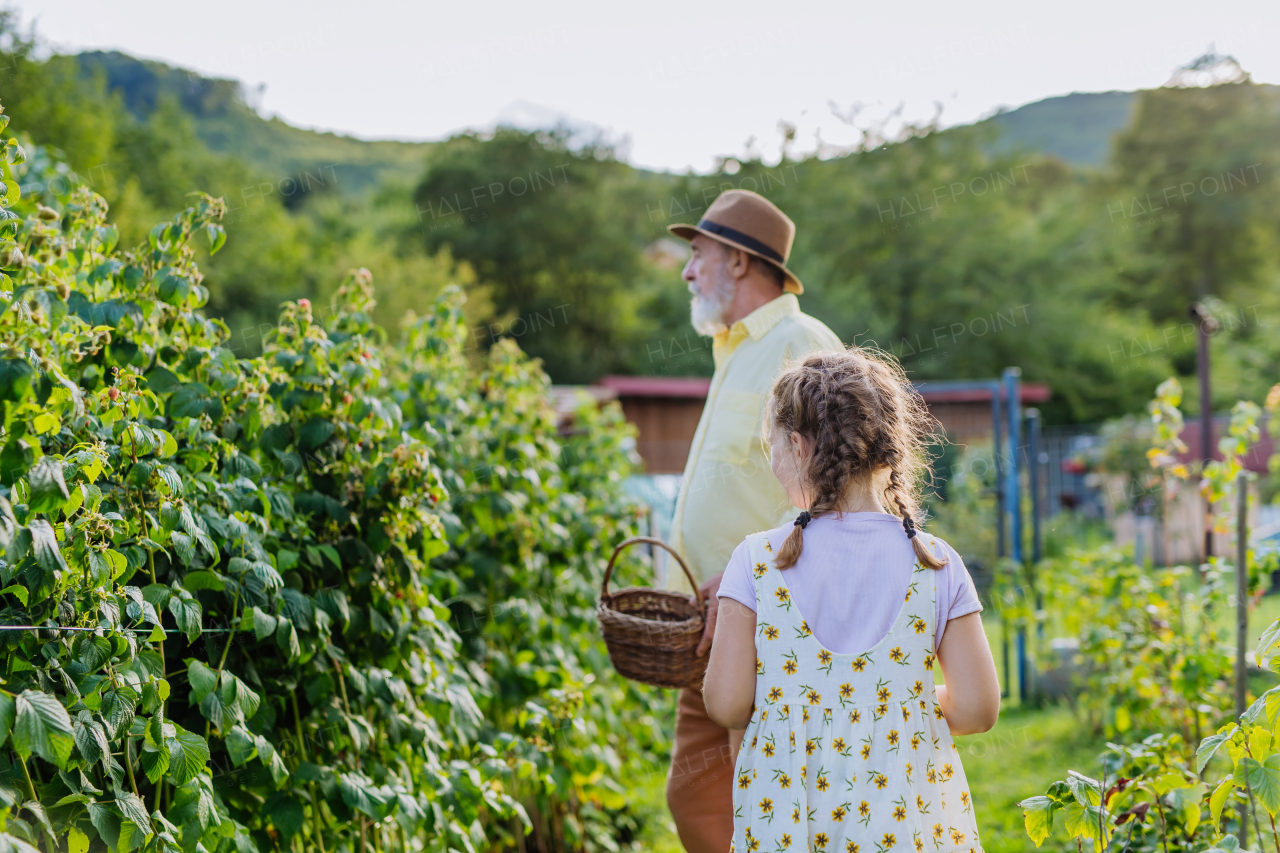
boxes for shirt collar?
[712,293,800,360]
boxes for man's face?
[684,235,737,336]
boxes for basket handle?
[601,537,706,618]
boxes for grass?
[956,704,1108,853]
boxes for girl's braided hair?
[768,347,947,570]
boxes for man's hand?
[695,570,725,657]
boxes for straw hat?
[668,190,802,294]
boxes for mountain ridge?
[77,49,1184,194]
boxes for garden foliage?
[0,100,663,853]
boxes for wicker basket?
[597,536,708,690]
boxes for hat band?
[697,218,785,264]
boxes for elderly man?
[665,190,841,853]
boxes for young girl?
[703,348,1000,853]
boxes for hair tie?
[794,511,812,530]
[902,516,917,539]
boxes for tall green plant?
[0,99,652,853]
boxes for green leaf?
[220,672,260,722]
[205,224,226,255]
[140,740,170,784]
[0,584,27,607]
[1246,755,1280,816]
[299,418,336,450]
[339,773,396,820]
[114,790,151,828]
[156,271,191,306]
[67,827,89,853]
[0,694,14,748]
[250,607,277,641]
[264,792,305,839]
[28,520,68,576]
[276,617,300,661]
[186,660,218,703]
[26,457,69,515]
[168,594,202,642]
[144,367,180,395]
[86,800,121,849]
[141,584,171,612]
[155,465,182,496]
[0,358,34,403]
[182,570,224,592]
[226,725,257,767]
[13,690,74,767]
[0,439,35,486]
[1018,795,1058,848]
[73,715,109,768]
[1211,777,1237,827]
[100,686,137,739]
[166,729,210,786]
[168,383,223,422]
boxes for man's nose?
[682,262,695,283]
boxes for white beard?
[689,270,736,336]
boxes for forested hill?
[80,49,1141,185]
[986,90,1137,166]
[78,51,436,196]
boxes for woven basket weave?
[597,536,707,690]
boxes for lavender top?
[717,512,983,653]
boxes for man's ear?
[728,247,752,280]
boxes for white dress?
[730,532,983,853]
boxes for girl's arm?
[703,597,758,730]
[935,612,1001,735]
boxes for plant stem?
[206,583,242,740]
[21,758,51,853]
[288,690,326,853]
[1270,812,1280,853]
[330,649,351,716]
[19,756,37,801]
[124,737,140,797]
[308,785,327,853]
[1154,797,1171,853]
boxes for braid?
[889,468,946,569]
[769,347,948,571]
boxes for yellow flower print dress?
[730,532,982,853]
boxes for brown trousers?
[667,687,741,853]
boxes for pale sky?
[14,0,1280,173]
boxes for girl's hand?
[702,597,758,730]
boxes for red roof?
[595,375,1051,404]
[597,375,712,398]
[918,383,1051,404]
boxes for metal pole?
[991,383,1008,699]
[1237,470,1250,850]
[1005,368,1025,703]
[1005,369,1023,565]
[1191,303,1218,561]
[1236,472,1249,720]
[992,385,1004,559]
[1027,408,1043,563]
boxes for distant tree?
[1108,54,1280,317]
[413,127,679,383]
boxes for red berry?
[298,298,310,308]
[342,393,352,404]
[107,387,118,400]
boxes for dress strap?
[747,532,796,626]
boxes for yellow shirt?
[667,293,842,592]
